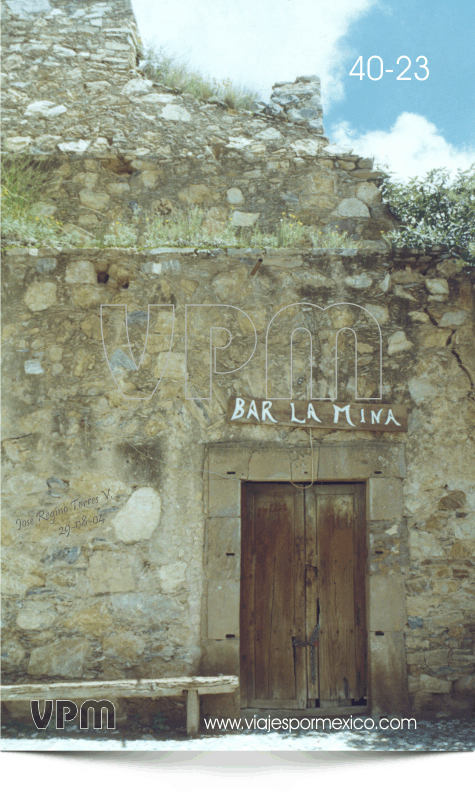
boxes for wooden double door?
[241,482,367,709]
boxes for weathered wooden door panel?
[241,481,366,709]
[320,493,356,700]
[241,483,306,708]
[315,488,357,701]
[306,484,367,704]
[303,488,319,701]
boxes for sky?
[131,0,475,180]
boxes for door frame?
[203,441,410,717]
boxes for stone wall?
[1,0,394,241]
[1,244,474,720]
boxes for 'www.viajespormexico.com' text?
[203,716,416,732]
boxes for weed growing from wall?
[142,44,259,110]
[101,221,139,247]
[1,160,358,251]
[1,156,87,247]
[142,207,238,248]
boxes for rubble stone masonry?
[1,245,474,720]
[2,0,393,238]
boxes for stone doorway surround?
[202,441,410,717]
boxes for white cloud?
[330,112,475,180]
[131,0,378,107]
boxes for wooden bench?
[0,675,239,736]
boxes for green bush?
[381,166,475,262]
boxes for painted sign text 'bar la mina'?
[228,397,408,431]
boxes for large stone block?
[200,638,240,675]
[318,443,405,480]
[429,609,464,627]
[419,674,451,694]
[178,183,218,204]
[207,581,240,639]
[207,517,241,579]
[337,198,370,218]
[79,189,110,211]
[2,550,45,596]
[356,182,381,205]
[370,631,410,715]
[1,638,26,672]
[289,449,319,481]
[16,600,56,630]
[65,260,97,284]
[424,649,449,667]
[425,278,449,296]
[388,331,413,355]
[208,446,250,480]
[368,478,403,520]
[27,638,92,678]
[24,282,57,311]
[409,529,444,558]
[232,211,260,227]
[112,487,161,542]
[226,188,244,204]
[108,593,182,625]
[161,104,191,122]
[87,551,140,594]
[454,675,475,695]
[208,477,241,517]
[158,561,187,593]
[248,449,291,480]
[369,575,406,631]
[102,632,145,661]
[63,600,113,636]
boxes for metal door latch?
[292,623,320,683]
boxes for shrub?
[381,166,475,262]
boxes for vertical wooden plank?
[304,487,319,701]
[240,484,255,707]
[253,486,271,699]
[317,491,357,701]
[254,485,296,701]
[353,483,367,700]
[294,488,307,708]
[271,487,296,700]
[186,689,199,736]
